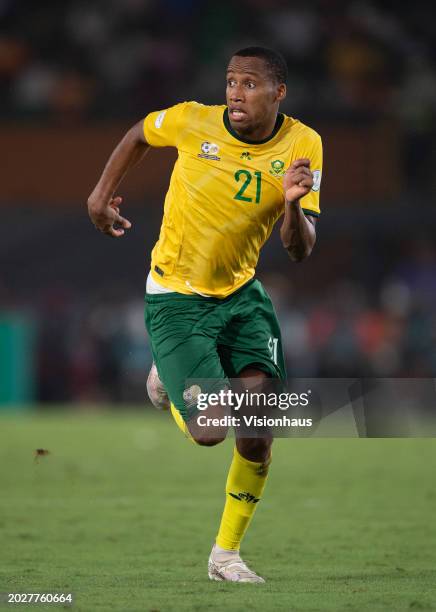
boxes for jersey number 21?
[234,170,262,204]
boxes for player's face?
[226,56,286,137]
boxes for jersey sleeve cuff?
[302,208,320,218]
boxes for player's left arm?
[280,133,322,262]
[280,158,317,262]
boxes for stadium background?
[1,0,436,405]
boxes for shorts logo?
[198,142,221,161]
[155,111,166,129]
[269,159,285,177]
[183,384,202,408]
[311,170,322,192]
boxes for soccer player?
[87,46,322,583]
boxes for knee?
[146,364,170,410]
[186,410,228,446]
[191,433,227,447]
[187,419,228,446]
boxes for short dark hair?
[232,46,288,84]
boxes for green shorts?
[144,278,286,420]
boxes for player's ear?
[276,83,286,102]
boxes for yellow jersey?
[143,101,322,298]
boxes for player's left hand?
[283,158,313,203]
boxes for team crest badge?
[269,159,285,177]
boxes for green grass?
[0,409,435,611]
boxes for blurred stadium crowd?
[1,0,436,403]
[1,0,436,125]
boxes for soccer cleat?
[208,544,265,583]
[146,362,170,411]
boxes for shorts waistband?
[145,278,256,304]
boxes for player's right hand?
[87,195,132,238]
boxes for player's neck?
[230,112,281,143]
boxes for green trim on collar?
[302,209,320,218]
[223,108,284,145]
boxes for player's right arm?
[87,121,150,238]
[87,102,189,238]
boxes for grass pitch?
[0,409,435,611]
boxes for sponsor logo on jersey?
[229,491,260,503]
[155,111,166,129]
[269,159,285,177]
[198,141,221,161]
[240,151,252,160]
[311,169,322,192]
